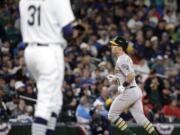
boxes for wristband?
[123,81,129,87]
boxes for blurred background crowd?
[0,0,180,134]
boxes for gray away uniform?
[108,53,150,126]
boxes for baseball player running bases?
[19,0,76,135]
[107,36,158,135]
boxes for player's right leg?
[24,44,61,135]
[108,91,137,135]
[129,99,158,135]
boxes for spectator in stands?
[61,88,77,122]
[76,96,91,124]
[151,56,166,75]
[163,9,178,25]
[24,84,36,107]
[17,105,33,123]
[90,107,109,135]
[14,81,25,96]
[144,71,164,107]
[0,75,5,88]
[93,86,109,118]
[11,99,26,118]
[162,98,180,121]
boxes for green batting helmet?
[110,36,128,51]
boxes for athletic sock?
[143,122,158,135]
[113,117,135,135]
[32,117,48,135]
[46,112,58,135]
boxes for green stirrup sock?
[144,122,158,135]
[149,130,158,135]
[114,117,136,135]
[122,127,136,135]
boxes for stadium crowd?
[0,0,180,134]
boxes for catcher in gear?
[107,36,158,135]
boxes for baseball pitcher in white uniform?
[19,0,76,135]
[107,36,159,135]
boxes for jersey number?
[28,5,41,26]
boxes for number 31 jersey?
[19,0,75,44]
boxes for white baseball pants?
[24,43,64,121]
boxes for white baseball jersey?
[19,0,75,44]
[115,53,137,87]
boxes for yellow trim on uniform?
[115,118,123,126]
[146,123,153,131]
[144,122,150,129]
[118,121,126,128]
[148,127,155,134]
[121,124,127,131]
[110,40,119,46]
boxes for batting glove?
[107,74,117,82]
[118,85,125,93]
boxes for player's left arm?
[55,0,85,38]
[62,20,85,38]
